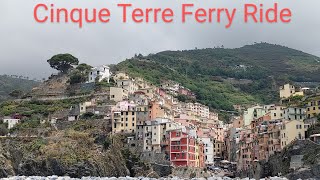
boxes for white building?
[184,102,210,119]
[88,65,111,83]
[200,137,214,166]
[3,118,20,129]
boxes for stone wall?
[140,151,170,165]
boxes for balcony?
[113,112,121,117]
[161,139,169,145]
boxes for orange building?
[149,101,165,120]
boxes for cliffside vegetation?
[116,43,320,111]
[0,120,158,178]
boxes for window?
[125,123,128,127]
[274,113,276,117]
[132,123,135,126]
[126,112,128,115]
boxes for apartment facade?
[110,87,128,102]
[169,130,198,167]
[280,120,305,149]
[306,98,320,118]
[200,137,214,166]
[112,101,137,134]
[283,107,306,121]
[117,79,139,94]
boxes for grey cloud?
[0,0,320,79]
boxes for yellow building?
[116,79,139,94]
[195,142,200,167]
[213,139,224,158]
[306,97,320,118]
[110,87,128,102]
[112,109,136,134]
[279,84,304,99]
[280,120,305,149]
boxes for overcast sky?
[1,0,320,79]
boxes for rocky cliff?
[0,120,165,178]
[237,140,320,179]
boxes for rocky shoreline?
[1,176,289,180]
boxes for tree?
[47,54,79,73]
[69,70,87,84]
[0,121,8,136]
[68,63,92,85]
[76,63,92,73]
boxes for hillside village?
[1,58,320,178]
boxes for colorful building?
[169,129,199,167]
